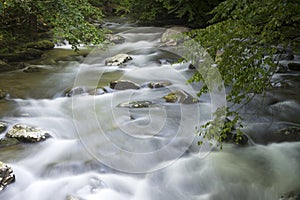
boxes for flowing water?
[0,21,300,200]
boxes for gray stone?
[65,87,87,97]
[66,195,86,200]
[161,26,190,46]
[147,81,171,89]
[6,124,51,143]
[0,161,15,191]
[105,53,132,66]
[163,90,198,104]
[110,80,140,90]
[105,34,125,44]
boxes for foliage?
[188,0,300,147]
[0,0,107,50]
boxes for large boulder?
[6,124,52,143]
[163,90,198,104]
[105,53,132,66]
[110,80,140,90]
[0,161,15,191]
[161,26,190,46]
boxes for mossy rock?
[0,49,43,62]
[0,138,20,148]
[26,40,55,50]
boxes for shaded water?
[0,21,299,200]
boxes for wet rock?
[0,122,7,133]
[163,90,198,104]
[118,101,153,108]
[26,40,55,50]
[0,138,20,148]
[0,89,6,99]
[161,26,190,46]
[0,161,15,191]
[0,60,12,72]
[276,64,288,73]
[275,126,300,142]
[105,34,125,44]
[0,49,43,62]
[105,53,132,66]
[280,190,300,200]
[6,124,51,143]
[110,80,140,90]
[23,66,43,73]
[147,81,171,89]
[65,87,86,97]
[66,195,86,200]
[288,62,300,71]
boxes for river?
[0,20,300,200]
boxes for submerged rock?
[110,80,140,90]
[118,101,153,108]
[0,161,15,191]
[105,34,125,44]
[65,87,87,97]
[66,195,86,200]
[105,53,132,66]
[275,126,300,142]
[23,66,44,73]
[163,90,198,104]
[6,124,51,143]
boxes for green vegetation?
[0,0,106,50]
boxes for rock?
[66,195,86,200]
[0,89,6,99]
[161,26,190,46]
[280,190,300,200]
[275,126,300,142]
[105,34,125,44]
[118,101,153,108]
[147,81,171,89]
[0,138,20,148]
[26,40,55,50]
[105,53,132,66]
[0,161,15,191]
[163,90,198,104]
[0,60,12,72]
[276,64,288,73]
[110,80,140,90]
[23,66,43,73]
[222,132,249,146]
[65,87,86,97]
[0,122,7,133]
[288,62,300,71]
[6,124,51,143]
[0,49,43,62]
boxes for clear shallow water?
[0,22,299,200]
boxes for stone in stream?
[0,89,7,99]
[65,87,105,97]
[163,90,199,104]
[105,53,132,66]
[6,124,52,143]
[110,80,140,90]
[160,26,190,46]
[288,62,300,71]
[105,34,125,44]
[0,138,20,148]
[66,195,86,200]
[147,81,171,89]
[118,101,153,108]
[0,161,15,191]
[0,122,7,133]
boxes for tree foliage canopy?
[0,0,106,49]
